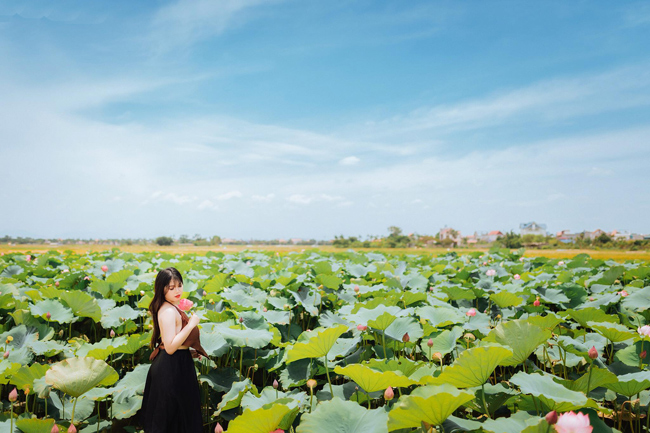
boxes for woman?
[139,267,208,432]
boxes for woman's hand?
[188,312,201,328]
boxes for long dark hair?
[149,267,183,350]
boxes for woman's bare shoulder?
[158,304,179,323]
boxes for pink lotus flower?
[62,269,69,273]
[588,346,598,360]
[466,308,477,317]
[384,386,394,401]
[519,257,524,262]
[84,276,90,281]
[402,333,410,343]
[26,255,31,262]
[273,379,279,389]
[46,312,51,319]
[55,281,59,287]
[178,298,193,311]
[263,307,268,312]
[68,423,76,433]
[214,423,224,433]
[357,324,368,331]
[486,269,496,277]
[588,297,594,301]
[558,261,565,266]
[9,387,17,402]
[354,285,360,293]
[555,411,592,433]
[51,424,59,433]
[270,430,283,433]
[638,325,650,337]
[619,290,629,297]
[427,338,433,348]
[533,299,541,307]
[203,290,207,296]
[482,262,487,266]
[3,351,8,359]
[110,329,115,338]
[513,274,521,280]
[101,265,108,273]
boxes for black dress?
[139,302,206,433]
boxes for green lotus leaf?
[349,306,403,327]
[334,364,417,392]
[297,397,389,433]
[480,411,545,433]
[9,363,50,391]
[199,328,230,357]
[227,403,297,433]
[217,325,273,349]
[483,320,551,366]
[605,371,650,397]
[112,395,143,420]
[216,378,257,414]
[45,356,119,397]
[419,327,463,359]
[588,321,635,343]
[622,287,650,311]
[315,274,342,290]
[30,299,74,324]
[15,417,55,433]
[366,357,427,378]
[367,312,396,331]
[510,371,593,412]
[559,366,618,394]
[59,290,102,322]
[490,291,523,308]
[415,306,465,328]
[423,346,513,388]
[286,325,348,363]
[113,333,151,355]
[100,304,141,329]
[384,317,423,342]
[387,384,474,430]
[564,307,619,328]
[525,313,563,331]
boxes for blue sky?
[1,0,649,240]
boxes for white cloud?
[287,194,312,204]
[252,193,275,202]
[217,190,243,200]
[339,156,360,165]
[198,199,218,210]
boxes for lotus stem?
[324,355,333,397]
[382,330,387,359]
[96,401,100,433]
[366,391,371,409]
[481,383,490,419]
[71,396,79,425]
[239,347,244,378]
[10,401,13,433]
[585,363,593,398]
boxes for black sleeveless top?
[150,301,208,361]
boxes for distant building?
[520,222,547,236]
[439,227,462,246]
[610,230,631,240]
[587,229,606,240]
[556,230,579,243]
[464,232,478,245]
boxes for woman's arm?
[158,308,196,355]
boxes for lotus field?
[2,248,650,433]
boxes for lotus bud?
[140,290,145,296]
[3,351,8,359]
[486,269,496,277]
[429,287,434,291]
[84,276,90,280]
[619,290,629,297]
[466,308,477,317]
[55,281,59,287]
[270,289,277,296]
[26,255,31,262]
[101,265,108,272]
[24,387,30,396]
[354,285,359,293]
[306,379,317,389]
[433,352,442,362]
[427,338,433,348]
[589,297,594,301]
[110,329,116,338]
[533,297,541,307]
[9,387,17,402]
[318,285,323,290]
[513,274,521,280]
[357,324,367,331]
[273,379,279,389]
[203,290,207,296]
[263,307,268,312]
[384,386,394,401]
[588,346,598,359]
[558,261,565,266]
[46,312,51,319]
[215,423,224,433]
[402,333,410,343]
[545,410,558,425]
[283,304,290,310]
[51,424,60,433]
[239,317,244,323]
[62,269,69,273]
[641,350,647,359]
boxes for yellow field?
[1,244,649,262]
